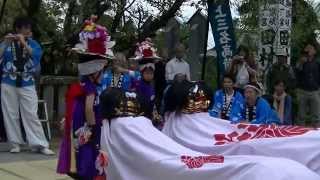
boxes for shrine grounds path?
[0,136,71,180]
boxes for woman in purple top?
[57,53,107,180]
[132,64,156,119]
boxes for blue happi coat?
[0,38,42,87]
[209,90,244,122]
[98,69,134,94]
[235,97,280,125]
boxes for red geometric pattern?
[181,155,224,169]
[214,124,314,145]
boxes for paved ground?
[0,137,72,180]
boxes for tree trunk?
[110,0,127,35]
[63,0,77,38]
[0,0,7,24]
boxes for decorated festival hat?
[77,54,107,75]
[164,81,212,114]
[182,82,211,114]
[130,38,161,71]
[72,15,115,58]
[72,15,115,75]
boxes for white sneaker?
[39,148,55,155]
[10,145,21,153]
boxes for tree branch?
[0,0,7,24]
[124,0,137,11]
[139,0,185,40]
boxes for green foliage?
[291,0,320,63]
[204,57,218,91]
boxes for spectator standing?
[165,44,190,82]
[273,80,293,125]
[228,46,257,92]
[99,52,136,93]
[266,49,295,93]
[295,41,320,126]
[0,17,54,154]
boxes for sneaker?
[30,147,40,153]
[39,148,55,155]
[10,144,21,153]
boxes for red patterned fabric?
[65,83,85,137]
[142,49,153,58]
[214,124,314,145]
[181,155,224,169]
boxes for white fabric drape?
[100,116,320,180]
[163,112,320,174]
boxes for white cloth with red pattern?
[163,112,320,175]
[100,116,320,180]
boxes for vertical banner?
[277,0,292,63]
[258,0,292,74]
[208,0,237,83]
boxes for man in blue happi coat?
[234,83,280,124]
[209,74,244,122]
[0,17,54,154]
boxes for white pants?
[1,83,48,148]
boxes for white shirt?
[225,91,234,106]
[165,57,191,81]
[236,63,249,88]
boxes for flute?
[1,33,32,41]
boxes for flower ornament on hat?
[72,15,116,75]
[73,15,116,59]
[130,38,161,71]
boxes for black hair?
[274,80,286,87]
[303,38,320,56]
[100,88,125,120]
[13,16,33,30]
[100,88,149,120]
[164,81,212,113]
[236,45,249,57]
[164,80,193,113]
[222,73,235,83]
[303,39,320,49]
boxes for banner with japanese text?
[258,0,292,77]
[208,0,237,81]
